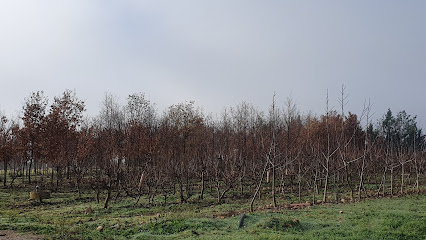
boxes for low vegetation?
[0,185,425,239]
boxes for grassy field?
[0,185,425,240]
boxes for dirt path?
[0,231,45,240]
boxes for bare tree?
[98,93,125,208]
[0,112,17,186]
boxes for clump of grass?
[262,217,301,231]
[143,219,192,235]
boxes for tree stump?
[29,191,40,200]
[29,190,51,202]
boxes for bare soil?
[0,231,45,240]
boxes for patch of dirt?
[0,230,45,240]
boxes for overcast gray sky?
[1,1,425,126]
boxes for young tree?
[74,122,95,199]
[0,113,16,186]
[21,91,48,184]
[378,109,424,195]
[97,93,125,208]
[42,90,85,189]
[163,101,204,203]
[282,97,303,202]
[251,94,282,211]
[123,93,158,203]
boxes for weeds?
[0,187,425,239]
[262,217,301,231]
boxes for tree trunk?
[147,185,152,205]
[34,159,37,176]
[200,171,205,200]
[250,160,268,212]
[28,160,32,185]
[343,164,354,201]
[104,179,113,209]
[76,178,81,199]
[239,176,244,196]
[96,188,100,204]
[266,170,270,183]
[179,181,185,203]
[185,175,192,199]
[216,180,220,203]
[378,166,387,196]
[298,175,302,203]
[217,187,231,203]
[3,160,7,187]
[56,167,60,191]
[358,167,365,201]
[312,170,318,204]
[51,167,54,187]
[400,163,404,195]
[415,170,419,194]
[323,169,329,202]
[297,162,302,203]
[272,166,277,208]
[390,168,394,196]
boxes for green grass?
[0,186,425,239]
